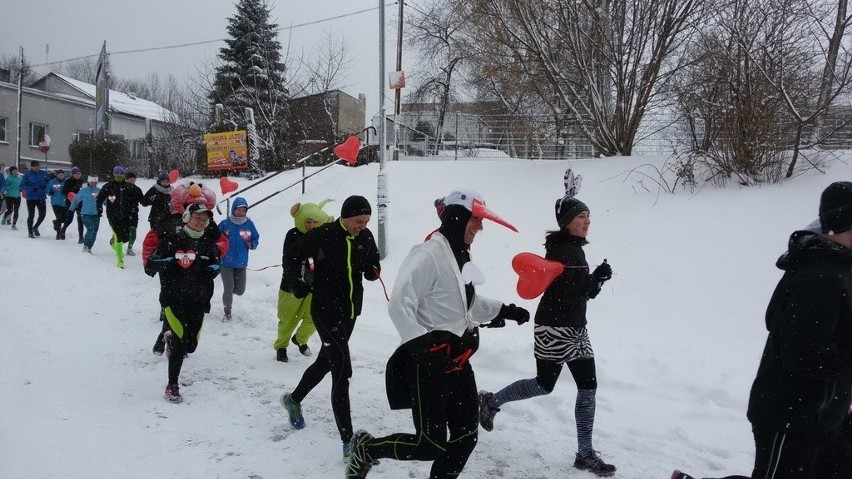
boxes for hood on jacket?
[291,199,333,233]
[776,230,852,271]
[231,196,249,214]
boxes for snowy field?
[2,153,849,478]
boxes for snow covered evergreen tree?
[209,0,290,171]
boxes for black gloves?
[292,280,312,299]
[363,265,380,281]
[490,303,530,328]
[592,260,612,282]
[205,264,221,279]
[145,256,172,277]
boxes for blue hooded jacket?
[218,197,259,269]
[47,176,68,206]
[21,168,49,201]
[68,184,102,216]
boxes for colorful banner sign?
[204,130,249,171]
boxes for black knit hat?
[555,194,590,228]
[340,195,371,218]
[819,181,852,234]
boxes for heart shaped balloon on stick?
[169,169,180,184]
[512,252,565,300]
[333,136,360,166]
[220,177,239,195]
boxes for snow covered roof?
[51,73,175,123]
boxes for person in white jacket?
[345,189,530,479]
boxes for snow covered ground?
[2,154,849,478]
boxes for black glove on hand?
[499,303,530,325]
[592,260,612,282]
[481,318,506,328]
[292,280,312,299]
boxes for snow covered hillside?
[2,154,849,478]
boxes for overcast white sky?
[0,0,406,116]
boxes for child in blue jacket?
[218,197,260,320]
[68,176,103,253]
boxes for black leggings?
[367,349,479,479]
[292,314,356,443]
[3,196,20,224]
[26,199,45,232]
[536,357,597,392]
[163,304,205,385]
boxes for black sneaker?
[164,383,183,403]
[276,348,288,362]
[478,390,500,432]
[153,332,165,356]
[345,430,378,478]
[33,228,40,237]
[281,393,305,429]
[671,471,696,479]
[28,232,35,238]
[574,452,616,477]
[292,335,311,356]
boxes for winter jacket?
[4,174,21,198]
[747,231,852,434]
[46,177,67,207]
[20,168,48,201]
[534,232,601,328]
[288,218,380,321]
[142,218,229,312]
[218,198,259,269]
[61,176,83,209]
[388,232,503,343]
[96,180,143,226]
[68,185,102,216]
[280,227,311,292]
[141,184,173,226]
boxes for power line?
[28,3,397,68]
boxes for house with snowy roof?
[0,72,175,170]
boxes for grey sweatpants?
[220,267,247,315]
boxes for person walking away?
[274,199,333,362]
[1,166,21,228]
[96,166,143,268]
[0,165,5,219]
[280,195,381,460]
[217,197,260,320]
[674,181,852,479]
[344,189,529,479]
[143,203,228,403]
[124,171,144,256]
[477,194,616,477]
[20,160,48,238]
[47,169,69,240]
[141,172,173,230]
[60,167,84,243]
[68,176,102,253]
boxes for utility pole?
[393,0,404,163]
[377,0,389,259]
[15,47,24,171]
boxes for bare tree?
[460,0,701,156]
[301,28,354,94]
[406,0,468,151]
[0,53,37,84]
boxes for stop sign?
[38,134,51,153]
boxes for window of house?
[74,131,91,143]
[29,123,48,146]
[0,117,6,143]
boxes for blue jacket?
[4,174,21,198]
[0,172,5,195]
[218,197,259,269]
[47,177,67,206]
[68,185,102,216]
[21,169,49,201]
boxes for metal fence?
[381,109,852,161]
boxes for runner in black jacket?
[281,195,381,458]
[674,181,852,479]
[60,167,84,242]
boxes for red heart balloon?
[67,191,76,202]
[512,252,565,300]
[333,136,360,165]
[220,177,239,195]
[169,169,180,184]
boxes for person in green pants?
[273,199,333,362]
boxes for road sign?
[38,134,51,153]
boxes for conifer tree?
[209,0,290,171]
